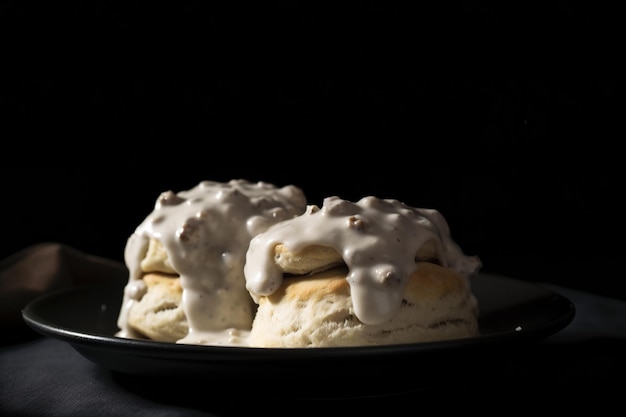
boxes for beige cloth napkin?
[0,242,128,343]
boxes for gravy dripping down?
[245,196,482,326]
[117,179,307,346]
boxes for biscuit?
[126,273,188,342]
[249,261,479,347]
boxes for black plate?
[22,273,575,398]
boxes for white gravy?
[245,196,482,326]
[117,181,481,347]
[116,179,307,346]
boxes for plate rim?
[21,272,576,358]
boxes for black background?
[2,2,622,299]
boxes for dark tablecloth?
[1,244,625,415]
